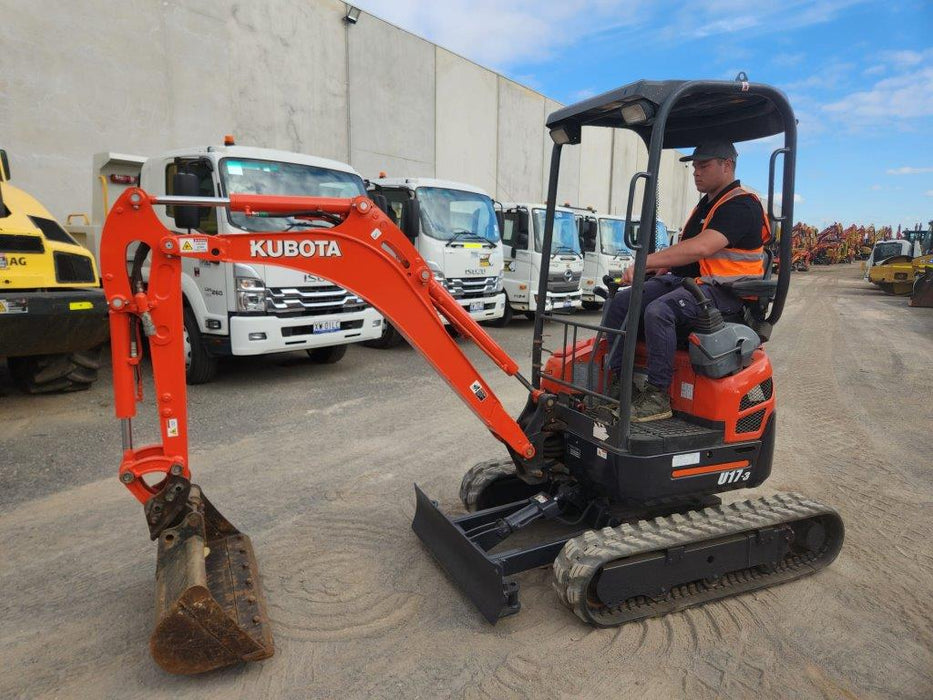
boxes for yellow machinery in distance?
[0,149,108,392]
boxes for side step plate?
[412,484,520,623]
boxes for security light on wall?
[344,5,361,23]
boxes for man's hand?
[618,266,670,286]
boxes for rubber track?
[459,458,516,512]
[553,492,844,627]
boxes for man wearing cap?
[605,140,771,421]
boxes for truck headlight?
[493,270,504,292]
[427,260,446,283]
[235,276,267,313]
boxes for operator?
[605,140,770,422]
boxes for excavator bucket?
[910,267,933,307]
[150,485,273,674]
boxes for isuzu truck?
[498,202,583,322]
[68,142,384,382]
[367,177,505,343]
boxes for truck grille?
[267,284,368,317]
[548,269,582,293]
[445,276,499,299]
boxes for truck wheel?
[306,345,347,364]
[582,300,602,311]
[485,298,512,327]
[183,307,218,385]
[7,347,102,394]
[363,321,405,349]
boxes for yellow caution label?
[69,301,94,311]
[463,243,483,249]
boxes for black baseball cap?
[679,140,738,162]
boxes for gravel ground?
[1,264,930,699]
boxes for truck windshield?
[598,219,632,256]
[220,158,366,232]
[417,187,500,243]
[630,220,670,251]
[533,209,581,255]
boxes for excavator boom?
[100,188,537,673]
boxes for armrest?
[730,278,778,299]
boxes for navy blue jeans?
[604,274,744,389]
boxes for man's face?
[692,158,732,194]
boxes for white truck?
[366,177,505,344]
[573,209,634,310]
[497,203,583,322]
[67,143,384,383]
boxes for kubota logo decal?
[250,239,342,258]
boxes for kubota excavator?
[101,77,843,675]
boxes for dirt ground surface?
[1,264,931,699]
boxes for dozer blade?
[910,268,933,307]
[412,484,521,623]
[150,485,273,674]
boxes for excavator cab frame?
[412,77,841,626]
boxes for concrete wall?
[0,0,695,227]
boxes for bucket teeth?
[150,486,274,674]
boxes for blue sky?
[354,0,932,230]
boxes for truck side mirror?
[402,199,420,239]
[369,193,390,216]
[172,172,202,230]
[517,211,529,237]
[0,149,9,182]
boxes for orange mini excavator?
[101,77,843,674]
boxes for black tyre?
[182,307,218,385]
[7,346,102,394]
[363,321,405,349]
[306,344,347,364]
[582,300,603,311]
[485,296,512,327]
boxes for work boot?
[630,384,673,422]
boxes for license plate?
[312,320,341,334]
[469,301,484,312]
[562,300,573,308]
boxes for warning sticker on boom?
[178,237,209,253]
[469,381,487,402]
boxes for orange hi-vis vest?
[687,186,771,285]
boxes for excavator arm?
[99,188,546,674]
[101,189,537,504]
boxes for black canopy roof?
[546,79,790,149]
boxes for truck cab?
[367,177,505,343]
[573,209,634,309]
[499,202,583,319]
[70,144,384,383]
